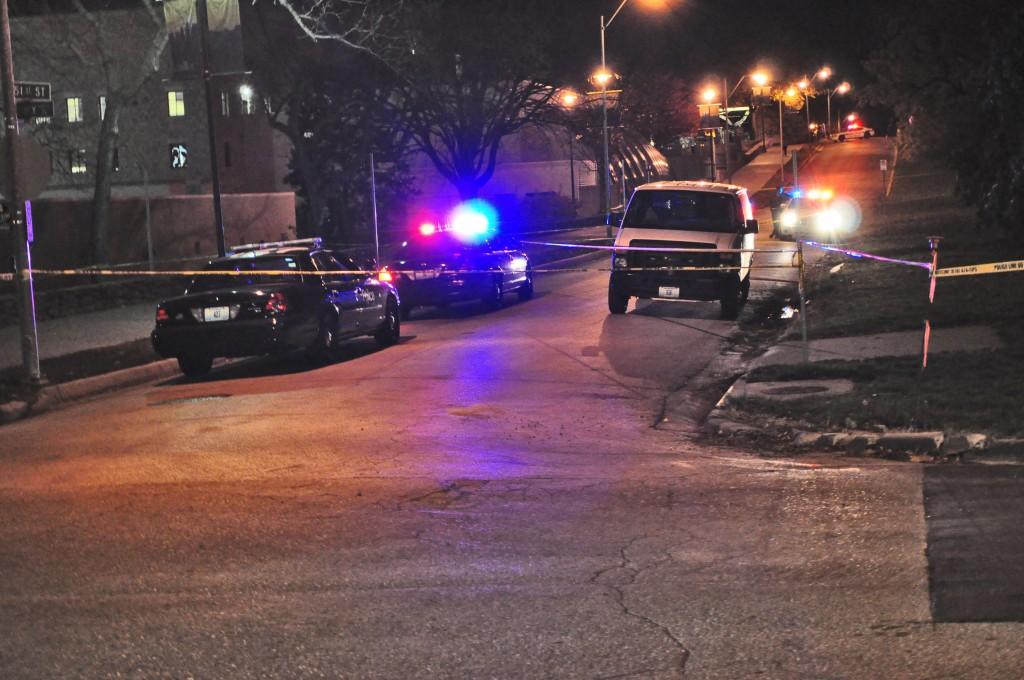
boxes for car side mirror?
[744,218,760,235]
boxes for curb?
[2,358,181,425]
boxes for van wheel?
[720,277,743,320]
[608,286,629,314]
[178,353,213,378]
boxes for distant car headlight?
[815,208,843,232]
[509,256,529,272]
[780,210,799,228]
[613,255,629,270]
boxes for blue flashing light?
[448,199,498,243]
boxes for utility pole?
[197,0,226,256]
[722,77,732,183]
[1,0,42,383]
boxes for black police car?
[383,231,533,319]
[151,239,401,377]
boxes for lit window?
[66,97,83,123]
[167,90,185,117]
[98,95,106,120]
[239,86,255,115]
[70,149,87,174]
[220,91,230,116]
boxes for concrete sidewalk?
[0,303,155,372]
[751,325,1005,369]
[730,144,807,193]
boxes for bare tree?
[246,0,406,232]
[395,1,560,199]
[14,1,168,265]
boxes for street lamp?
[560,90,580,205]
[597,0,670,224]
[698,86,721,180]
[825,81,851,136]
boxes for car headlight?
[815,208,843,232]
[780,209,798,228]
[613,255,628,270]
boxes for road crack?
[589,536,691,676]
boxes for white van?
[607,181,759,319]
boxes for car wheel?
[306,314,336,363]
[720,276,743,320]
[864,130,873,139]
[482,277,503,309]
[517,272,534,302]
[838,134,846,142]
[375,296,401,348]
[608,285,629,314]
[178,353,213,378]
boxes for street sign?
[16,100,53,119]
[0,136,52,200]
[14,81,50,102]
[169,143,189,168]
[879,159,888,172]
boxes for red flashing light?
[419,222,437,236]
[264,291,288,314]
[378,268,394,283]
[848,122,860,129]
[155,306,170,322]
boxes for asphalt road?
[2,139,1022,679]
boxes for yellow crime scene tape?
[935,258,1024,278]
[0,262,801,282]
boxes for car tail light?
[155,306,170,323]
[264,292,288,314]
[378,268,394,283]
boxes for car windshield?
[623,190,740,233]
[188,255,305,291]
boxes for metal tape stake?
[917,236,942,425]
[798,240,809,362]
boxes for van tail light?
[264,292,288,314]
[378,268,394,283]
[155,306,170,323]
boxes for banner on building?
[163,0,244,80]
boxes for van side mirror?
[744,218,760,235]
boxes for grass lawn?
[735,155,1024,437]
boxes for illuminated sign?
[169,143,189,169]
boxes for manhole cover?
[764,385,831,396]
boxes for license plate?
[203,306,230,322]
[658,286,680,299]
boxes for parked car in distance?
[835,124,874,141]
[382,229,533,319]
[608,181,759,320]
[151,238,401,377]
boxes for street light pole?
[600,13,610,222]
[1,0,42,384]
[778,95,785,184]
[197,0,227,257]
